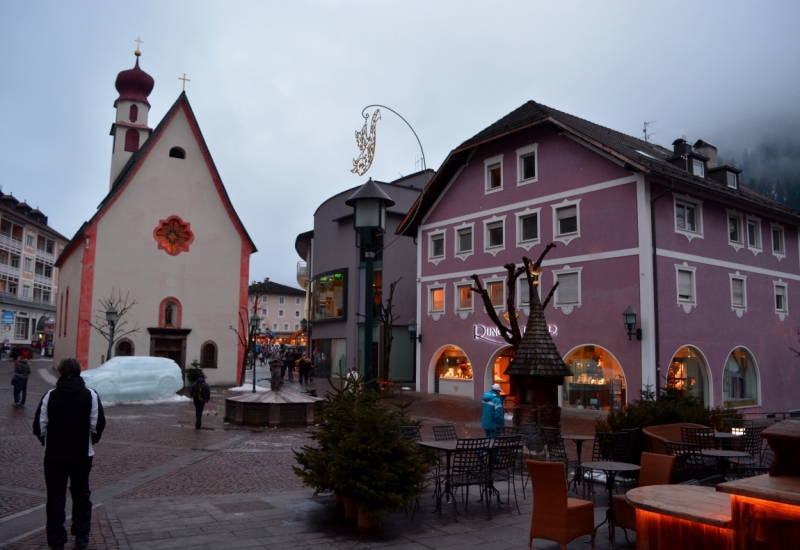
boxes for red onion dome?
[114,55,154,107]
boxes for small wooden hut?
[504,289,572,428]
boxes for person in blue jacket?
[481,383,505,438]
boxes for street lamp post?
[250,314,260,393]
[346,179,395,390]
[105,304,118,362]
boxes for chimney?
[693,140,718,169]
[672,138,693,156]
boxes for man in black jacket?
[190,375,211,429]
[33,358,106,550]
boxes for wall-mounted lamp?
[407,321,421,343]
[622,306,642,341]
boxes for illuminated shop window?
[723,347,760,408]
[667,346,709,407]
[435,346,472,381]
[310,269,347,321]
[562,345,626,411]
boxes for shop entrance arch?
[667,345,712,408]
[484,346,515,395]
[562,344,626,412]
[429,345,473,398]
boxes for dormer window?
[169,147,186,159]
[727,172,738,189]
[692,159,705,177]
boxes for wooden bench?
[377,380,395,396]
[627,485,733,549]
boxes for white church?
[54,49,257,385]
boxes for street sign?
[2,311,14,325]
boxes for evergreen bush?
[186,359,205,384]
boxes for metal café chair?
[541,427,580,490]
[731,425,766,468]
[398,425,422,441]
[681,426,716,449]
[738,446,774,478]
[484,435,522,515]
[433,424,458,441]
[665,440,714,484]
[519,423,546,498]
[449,437,493,520]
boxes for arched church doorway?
[431,345,472,398]
[562,344,626,411]
[668,345,711,407]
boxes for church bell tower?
[109,46,154,188]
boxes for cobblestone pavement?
[0,360,629,549]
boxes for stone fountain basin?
[224,390,321,427]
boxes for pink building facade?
[398,102,800,414]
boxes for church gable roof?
[57,92,256,267]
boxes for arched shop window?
[667,346,709,407]
[491,347,515,395]
[562,345,626,411]
[723,347,760,408]
[434,346,472,397]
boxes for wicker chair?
[612,452,675,534]
[526,460,595,550]
[642,423,707,454]
[433,424,458,441]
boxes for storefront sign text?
[473,323,557,344]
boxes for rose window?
[153,216,194,256]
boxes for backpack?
[193,382,205,402]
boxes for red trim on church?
[76,225,97,369]
[237,239,250,385]
[158,297,183,328]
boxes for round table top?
[702,449,752,458]
[562,434,595,441]
[581,461,641,473]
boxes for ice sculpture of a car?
[81,356,184,402]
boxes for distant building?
[54,51,256,385]
[0,194,68,349]
[296,171,429,380]
[247,281,306,346]
[398,101,800,413]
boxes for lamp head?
[105,304,118,324]
[345,178,395,231]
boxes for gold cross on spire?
[179,73,190,91]
[134,37,143,56]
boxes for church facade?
[54,52,256,385]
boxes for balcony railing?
[34,273,53,285]
[296,261,308,288]
[35,248,55,263]
[0,290,53,305]
[0,234,22,252]
[0,263,20,277]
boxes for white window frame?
[261,295,268,303]
[295,297,301,304]
[295,310,300,318]
[279,296,285,304]
[552,265,582,315]
[428,229,446,265]
[22,284,31,298]
[516,276,540,315]
[515,207,541,251]
[726,171,738,189]
[278,309,285,317]
[746,215,762,255]
[729,272,747,318]
[453,279,474,319]
[428,283,446,320]
[453,222,474,262]
[771,222,785,261]
[283,323,289,331]
[23,257,32,272]
[774,280,788,321]
[483,216,506,256]
[484,154,504,194]
[516,142,538,186]
[692,159,705,177]
[552,199,581,246]
[673,194,704,241]
[272,323,278,330]
[261,308,268,316]
[675,262,697,313]
[483,276,506,312]
[26,234,34,247]
[294,324,300,331]
[726,209,744,252]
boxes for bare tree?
[84,288,140,353]
[229,306,252,385]
[469,243,559,349]
[375,277,401,381]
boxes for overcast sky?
[2,1,799,288]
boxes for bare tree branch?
[84,287,140,349]
[375,277,402,381]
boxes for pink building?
[398,101,800,413]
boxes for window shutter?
[732,279,744,306]
[557,206,577,221]
[557,273,579,304]
[678,270,693,300]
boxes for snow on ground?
[228,384,269,392]
[103,394,191,406]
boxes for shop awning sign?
[473,323,557,344]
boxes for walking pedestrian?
[190,375,211,429]
[298,353,311,384]
[16,358,30,406]
[32,358,106,550]
[11,364,26,408]
[284,348,294,382]
[481,383,505,438]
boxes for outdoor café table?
[626,484,733,549]
[417,439,491,513]
[702,449,752,476]
[582,460,641,542]
[562,434,595,489]
[714,431,742,449]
